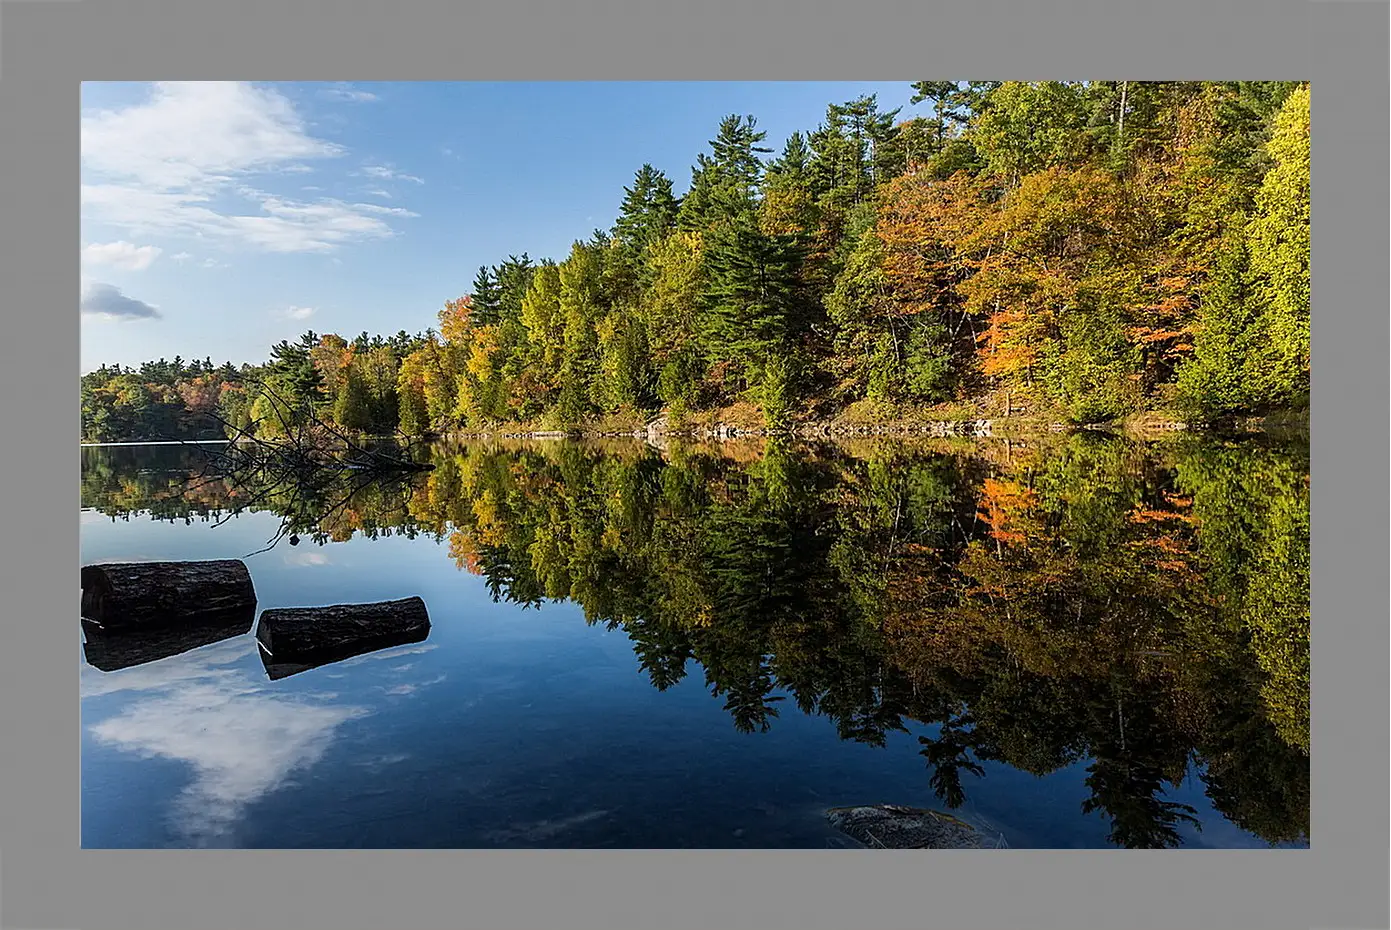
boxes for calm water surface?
[80,434,1309,849]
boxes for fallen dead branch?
[179,381,435,556]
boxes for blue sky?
[80,81,928,373]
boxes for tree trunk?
[255,596,431,679]
[1117,81,1129,151]
[81,559,256,631]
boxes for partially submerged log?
[82,605,255,672]
[81,559,257,631]
[826,805,987,849]
[256,596,431,680]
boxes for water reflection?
[82,605,255,672]
[80,432,1310,848]
[82,638,369,847]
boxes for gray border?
[1,0,1384,927]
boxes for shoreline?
[435,410,1306,445]
[79,408,1308,448]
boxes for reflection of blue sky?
[84,638,368,846]
[81,480,1299,849]
[82,633,450,847]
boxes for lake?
[79,432,1310,849]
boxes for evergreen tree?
[613,164,680,259]
[470,266,503,326]
[333,364,373,432]
[678,115,770,231]
[1176,227,1261,418]
[701,216,802,394]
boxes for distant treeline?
[82,81,1309,444]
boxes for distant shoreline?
[80,439,232,447]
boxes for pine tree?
[1176,227,1261,418]
[701,216,802,393]
[678,115,770,232]
[470,266,502,327]
[614,164,680,257]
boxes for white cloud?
[80,82,415,255]
[81,282,161,320]
[363,189,393,199]
[82,241,163,271]
[353,203,420,218]
[171,251,192,263]
[361,164,424,184]
[282,306,316,320]
[82,82,340,191]
[324,83,379,103]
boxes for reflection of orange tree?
[398,434,1307,847]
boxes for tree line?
[82,81,1310,443]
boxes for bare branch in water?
[176,378,433,556]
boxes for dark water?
[79,433,1309,849]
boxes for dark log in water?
[256,596,431,680]
[81,605,256,672]
[80,559,257,630]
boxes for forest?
[81,81,1310,444]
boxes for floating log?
[256,596,431,680]
[81,604,255,672]
[80,559,257,631]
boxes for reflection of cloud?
[485,810,611,845]
[384,674,447,696]
[338,643,437,667]
[283,550,330,566]
[81,636,252,699]
[83,636,367,847]
[355,753,408,773]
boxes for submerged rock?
[826,804,987,849]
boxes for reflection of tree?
[82,432,1309,848]
[81,444,430,553]
[919,714,986,809]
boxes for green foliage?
[1046,304,1143,423]
[333,365,373,432]
[1177,229,1263,418]
[85,82,1309,439]
[758,354,794,430]
[700,216,802,394]
[971,81,1089,185]
[1245,84,1310,406]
